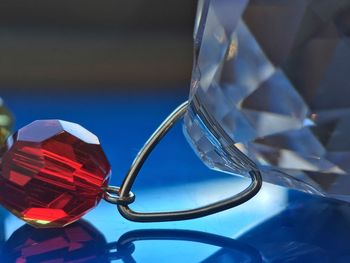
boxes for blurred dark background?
[0,1,196,90]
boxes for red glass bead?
[0,120,111,228]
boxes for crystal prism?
[184,0,350,202]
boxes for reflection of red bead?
[3,220,108,262]
[0,120,111,228]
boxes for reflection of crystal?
[0,98,13,145]
[184,0,350,201]
[237,194,350,262]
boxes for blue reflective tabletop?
[0,89,349,262]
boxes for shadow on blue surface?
[1,222,260,262]
[1,193,350,262]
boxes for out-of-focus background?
[0,0,196,90]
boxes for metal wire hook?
[104,101,263,222]
[103,186,135,205]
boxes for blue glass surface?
[0,89,349,262]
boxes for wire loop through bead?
[103,186,135,205]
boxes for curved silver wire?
[106,101,263,222]
[103,186,135,205]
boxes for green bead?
[0,98,13,145]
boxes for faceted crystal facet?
[2,220,108,262]
[184,0,350,201]
[0,120,111,227]
[0,97,13,145]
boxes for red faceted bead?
[0,120,111,228]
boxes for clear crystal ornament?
[184,0,350,202]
